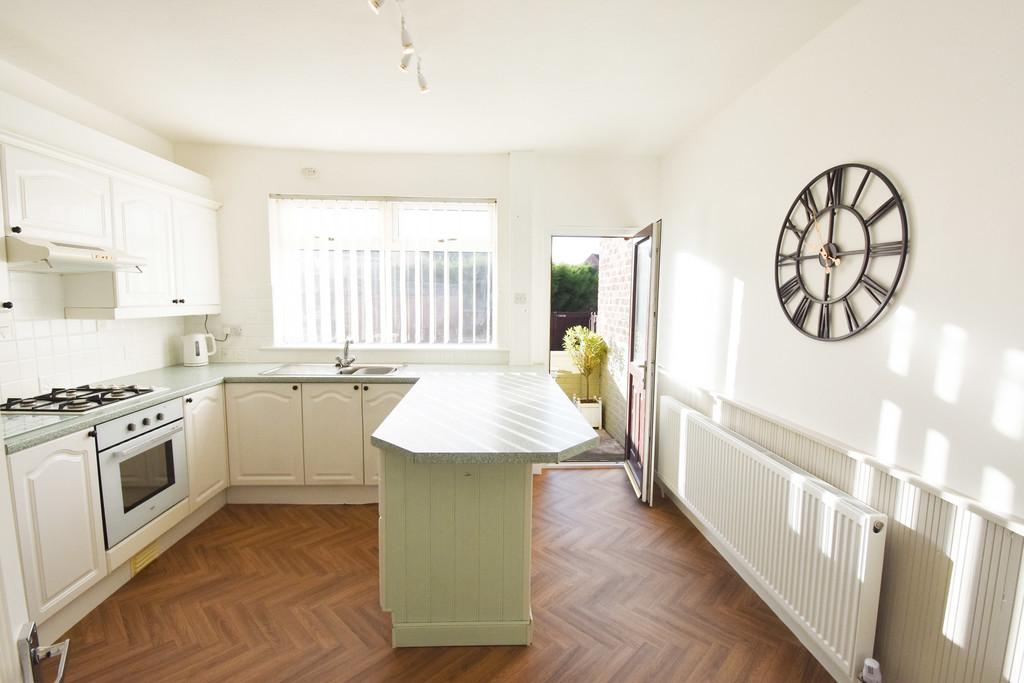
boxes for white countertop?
[370,373,599,464]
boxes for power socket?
[224,325,243,336]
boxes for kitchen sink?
[260,363,402,377]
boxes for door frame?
[623,220,662,505]
[540,226,640,372]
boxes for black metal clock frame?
[774,163,909,341]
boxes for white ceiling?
[0,0,856,154]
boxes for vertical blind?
[269,197,496,346]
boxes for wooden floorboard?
[56,469,833,682]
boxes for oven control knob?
[156,412,165,421]
[127,423,137,432]
[142,417,151,426]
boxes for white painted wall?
[174,145,660,366]
[0,59,173,161]
[657,0,1024,518]
[522,154,660,366]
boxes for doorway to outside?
[549,235,631,463]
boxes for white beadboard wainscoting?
[657,375,1024,683]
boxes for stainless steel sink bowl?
[260,363,401,377]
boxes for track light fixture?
[400,18,414,55]
[369,0,430,92]
[417,59,429,94]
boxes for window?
[269,196,496,346]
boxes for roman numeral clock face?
[775,163,909,340]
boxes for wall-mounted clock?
[774,163,909,341]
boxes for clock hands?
[801,197,840,272]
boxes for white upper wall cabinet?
[2,146,113,248]
[172,199,220,307]
[61,191,222,318]
[113,180,177,307]
[0,139,220,319]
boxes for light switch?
[513,293,528,305]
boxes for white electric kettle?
[182,334,218,366]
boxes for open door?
[624,221,661,505]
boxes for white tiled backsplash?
[0,272,184,400]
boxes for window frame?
[267,194,499,349]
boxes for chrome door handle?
[18,622,69,683]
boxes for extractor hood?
[4,236,146,273]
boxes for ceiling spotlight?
[399,52,413,73]
[401,18,415,55]
[417,60,429,94]
[368,0,386,14]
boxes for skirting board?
[38,491,226,645]
[655,474,848,683]
[226,485,379,505]
[392,620,532,647]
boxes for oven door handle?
[103,421,184,463]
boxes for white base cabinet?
[8,428,107,624]
[362,384,411,485]
[303,383,365,485]
[184,384,230,510]
[226,383,304,485]
[227,382,412,487]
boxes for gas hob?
[1,384,162,415]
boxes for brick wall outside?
[596,238,632,447]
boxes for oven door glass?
[118,440,176,512]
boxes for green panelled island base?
[370,373,599,647]
[380,450,534,647]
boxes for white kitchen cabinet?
[112,180,176,307]
[361,383,411,485]
[184,384,229,509]
[172,199,221,307]
[303,383,365,485]
[2,145,113,247]
[226,383,305,485]
[8,428,107,624]
[62,190,221,319]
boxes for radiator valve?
[859,658,882,683]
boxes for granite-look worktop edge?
[4,363,547,455]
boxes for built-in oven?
[95,397,189,549]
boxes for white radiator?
[658,399,887,682]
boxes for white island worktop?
[371,372,598,647]
[370,373,599,464]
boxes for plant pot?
[573,397,602,429]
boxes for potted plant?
[563,325,607,428]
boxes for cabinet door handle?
[292,385,299,391]
[185,398,193,404]
[1,301,12,309]
[353,385,360,391]
[362,385,369,391]
[10,226,22,233]
[180,299,186,304]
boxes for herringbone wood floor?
[57,470,831,682]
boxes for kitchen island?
[371,372,598,647]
